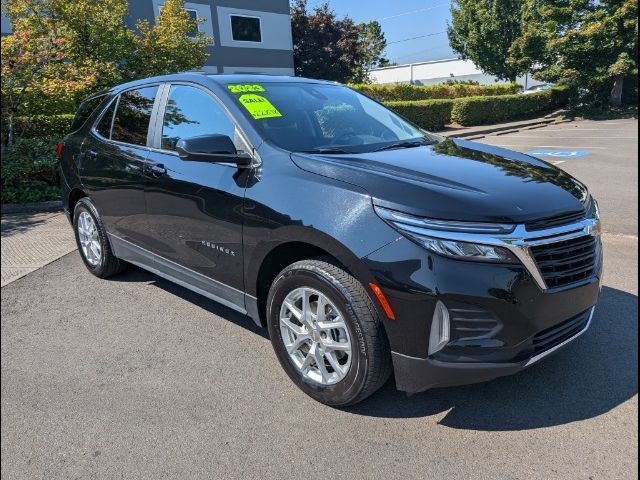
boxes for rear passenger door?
[81,85,160,251]
[144,83,250,301]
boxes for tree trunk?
[609,75,624,106]
[7,113,14,147]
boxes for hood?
[290,139,589,224]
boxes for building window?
[230,15,261,42]
[159,5,199,37]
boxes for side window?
[69,94,106,132]
[111,86,158,146]
[161,85,236,151]
[95,98,117,139]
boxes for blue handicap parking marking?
[526,149,590,158]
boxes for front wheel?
[267,258,391,406]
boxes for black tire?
[267,258,392,407]
[73,197,127,278]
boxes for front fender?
[242,149,401,298]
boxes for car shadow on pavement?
[345,286,638,430]
[110,266,637,430]
[109,266,269,340]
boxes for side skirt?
[108,233,262,326]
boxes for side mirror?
[175,134,252,166]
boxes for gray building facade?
[1,0,295,76]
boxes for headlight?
[375,206,519,263]
[418,237,518,262]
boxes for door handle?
[86,149,98,159]
[148,163,167,176]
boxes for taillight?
[56,142,64,157]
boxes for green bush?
[450,87,569,126]
[383,87,569,131]
[385,99,455,131]
[3,114,74,140]
[1,185,62,204]
[350,82,522,102]
[1,136,61,204]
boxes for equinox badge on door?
[200,240,237,257]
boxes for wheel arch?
[67,188,88,223]
[249,228,378,328]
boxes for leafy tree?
[357,21,389,81]
[290,0,364,82]
[132,0,211,78]
[1,1,98,144]
[509,0,638,105]
[1,0,212,145]
[3,0,134,92]
[448,0,527,82]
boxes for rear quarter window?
[69,94,106,132]
[111,86,159,146]
[95,98,117,139]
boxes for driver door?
[144,83,250,304]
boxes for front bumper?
[363,235,602,393]
[392,307,594,393]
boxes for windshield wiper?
[373,140,433,152]
[298,147,354,154]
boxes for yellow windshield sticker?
[227,84,266,93]
[238,94,282,120]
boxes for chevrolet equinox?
[59,74,602,406]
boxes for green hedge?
[450,87,570,126]
[3,114,74,140]
[385,99,455,131]
[1,136,61,204]
[385,87,570,130]
[351,82,522,102]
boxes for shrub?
[1,135,61,203]
[383,87,569,131]
[350,82,522,102]
[385,99,455,131]
[2,114,74,141]
[450,87,570,126]
[1,185,62,204]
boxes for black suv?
[59,73,602,406]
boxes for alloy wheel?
[77,211,102,267]
[279,287,352,385]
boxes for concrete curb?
[441,118,556,139]
[1,200,63,215]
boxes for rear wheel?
[73,198,127,278]
[267,258,391,406]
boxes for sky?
[305,0,457,66]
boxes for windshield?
[223,82,436,153]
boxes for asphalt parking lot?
[477,118,638,236]
[1,119,638,479]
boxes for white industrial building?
[370,58,544,88]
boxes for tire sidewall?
[267,264,371,406]
[73,198,108,276]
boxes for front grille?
[531,235,598,289]
[531,310,590,354]
[513,309,591,362]
[525,210,586,231]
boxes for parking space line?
[487,136,637,139]
[546,128,639,131]
[483,144,608,149]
